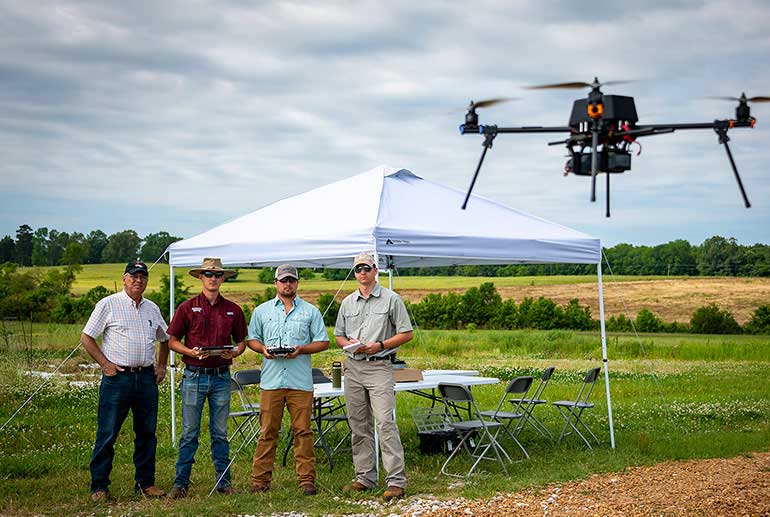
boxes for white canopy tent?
[166,165,614,447]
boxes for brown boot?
[383,485,404,501]
[301,483,317,496]
[137,485,165,498]
[343,481,370,493]
[250,484,270,493]
[90,490,114,503]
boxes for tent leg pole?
[598,263,615,449]
[169,264,177,447]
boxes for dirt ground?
[230,277,770,325]
[398,451,770,516]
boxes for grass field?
[1,325,768,516]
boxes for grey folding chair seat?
[552,367,601,449]
[228,369,261,443]
[509,366,556,440]
[438,382,512,477]
[479,376,533,460]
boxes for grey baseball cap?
[274,264,299,281]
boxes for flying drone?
[459,78,767,216]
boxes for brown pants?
[251,389,315,487]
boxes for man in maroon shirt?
[167,258,247,498]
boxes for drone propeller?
[469,97,517,109]
[705,94,770,103]
[526,78,634,90]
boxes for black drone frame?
[459,85,759,217]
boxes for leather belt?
[117,365,152,373]
[186,365,229,375]
[352,355,392,362]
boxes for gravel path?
[392,452,770,516]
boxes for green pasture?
[1,326,768,516]
[25,262,686,296]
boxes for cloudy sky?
[1,0,768,247]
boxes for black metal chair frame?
[479,376,533,460]
[438,382,512,477]
[510,366,556,441]
[552,367,602,449]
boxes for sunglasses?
[277,277,298,284]
[354,264,373,273]
[203,271,225,278]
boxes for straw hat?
[188,257,237,279]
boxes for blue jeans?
[90,368,158,493]
[174,368,232,489]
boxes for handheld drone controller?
[267,346,297,357]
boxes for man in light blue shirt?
[247,264,329,496]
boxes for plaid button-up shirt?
[83,290,169,367]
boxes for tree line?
[1,225,769,277]
[0,225,182,266]
[323,236,770,278]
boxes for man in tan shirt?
[334,252,413,501]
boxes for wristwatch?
[378,340,385,351]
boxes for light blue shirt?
[248,295,328,392]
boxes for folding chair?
[282,368,351,471]
[479,376,533,460]
[229,369,261,442]
[552,367,601,449]
[509,366,556,440]
[210,370,261,497]
[438,382,512,477]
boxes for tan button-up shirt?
[334,284,412,358]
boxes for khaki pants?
[251,389,315,487]
[343,358,406,489]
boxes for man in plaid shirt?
[81,260,170,502]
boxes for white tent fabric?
[165,165,614,449]
[167,165,600,268]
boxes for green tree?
[61,241,87,265]
[14,224,33,266]
[697,236,741,276]
[140,231,182,262]
[86,230,108,264]
[31,227,49,266]
[144,274,191,322]
[0,236,14,263]
[102,230,141,263]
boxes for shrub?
[690,303,741,334]
[635,308,663,333]
[744,305,770,334]
[258,268,275,284]
[316,293,340,326]
[562,298,594,330]
[606,313,633,332]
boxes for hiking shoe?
[137,485,165,498]
[383,485,405,501]
[168,486,188,499]
[301,484,317,496]
[343,481,370,493]
[216,486,236,495]
[249,484,270,493]
[90,490,113,503]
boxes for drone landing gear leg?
[606,173,611,218]
[462,131,497,210]
[715,125,751,208]
[590,128,599,202]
